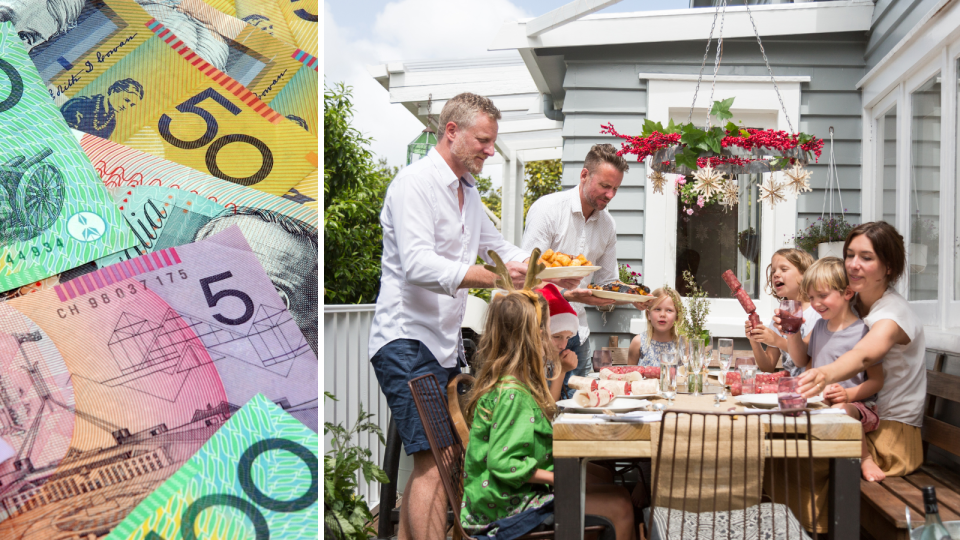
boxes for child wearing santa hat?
[537,283,582,401]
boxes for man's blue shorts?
[371,339,461,455]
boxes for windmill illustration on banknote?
[0,148,65,244]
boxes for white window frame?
[859,0,960,330]
[643,77,803,338]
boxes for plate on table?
[617,391,661,399]
[557,397,650,413]
[537,266,600,279]
[588,289,655,303]
[736,394,824,408]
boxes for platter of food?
[586,281,653,303]
[557,396,650,413]
[538,266,601,279]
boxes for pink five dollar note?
[0,226,316,539]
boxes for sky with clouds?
[323,0,690,176]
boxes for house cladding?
[866,0,945,70]
[537,31,869,347]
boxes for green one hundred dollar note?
[105,393,318,540]
[0,22,135,292]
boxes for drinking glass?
[779,299,803,335]
[660,351,677,406]
[592,350,612,372]
[777,377,806,415]
[687,339,704,397]
[718,338,734,387]
[735,356,756,368]
[739,365,758,394]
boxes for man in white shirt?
[369,93,531,540]
[523,144,649,396]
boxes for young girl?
[781,257,883,481]
[537,283,581,401]
[627,287,683,366]
[461,290,636,540]
[745,248,819,375]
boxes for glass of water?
[660,350,677,406]
[718,338,734,385]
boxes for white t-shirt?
[768,305,821,377]
[861,288,926,427]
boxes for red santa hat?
[537,283,579,336]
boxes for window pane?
[909,74,940,302]
[676,175,761,299]
[881,106,897,225]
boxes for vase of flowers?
[793,216,857,259]
[677,271,710,396]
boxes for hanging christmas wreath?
[602,98,822,208]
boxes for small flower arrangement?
[792,216,857,255]
[677,176,723,213]
[618,263,642,286]
[678,270,711,345]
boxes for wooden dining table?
[551,388,862,540]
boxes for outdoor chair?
[447,373,475,446]
[647,409,816,540]
[408,373,613,540]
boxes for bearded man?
[369,93,531,540]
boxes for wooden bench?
[861,350,960,539]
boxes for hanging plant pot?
[738,228,760,263]
[817,241,845,260]
[909,243,928,274]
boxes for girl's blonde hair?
[801,257,849,296]
[765,248,816,300]
[465,292,559,424]
[645,287,684,341]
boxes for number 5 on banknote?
[158,89,273,186]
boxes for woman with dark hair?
[797,221,925,482]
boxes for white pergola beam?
[526,0,625,37]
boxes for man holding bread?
[523,143,649,393]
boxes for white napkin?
[555,413,607,424]
[0,436,14,464]
[808,408,846,415]
[600,409,662,423]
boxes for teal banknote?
[105,394,318,540]
[0,22,135,292]
[97,185,226,267]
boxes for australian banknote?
[81,132,318,354]
[104,393,317,540]
[0,226,317,538]
[10,0,317,195]
[0,22,135,292]
[202,0,319,57]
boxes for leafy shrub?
[324,392,388,539]
[324,82,395,304]
[792,217,857,255]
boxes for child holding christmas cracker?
[746,248,819,375]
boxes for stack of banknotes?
[0,0,318,537]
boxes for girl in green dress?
[461,289,637,540]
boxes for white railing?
[323,304,389,508]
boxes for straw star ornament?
[758,177,787,208]
[783,162,812,198]
[648,171,668,195]
[692,165,724,199]
[719,178,739,209]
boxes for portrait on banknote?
[59,78,142,138]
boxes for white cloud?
[323,0,530,174]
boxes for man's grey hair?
[438,92,501,132]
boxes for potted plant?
[324,392,389,539]
[619,263,642,286]
[792,216,856,259]
[909,214,938,273]
[738,227,760,262]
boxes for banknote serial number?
[5,239,66,265]
[56,270,188,318]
